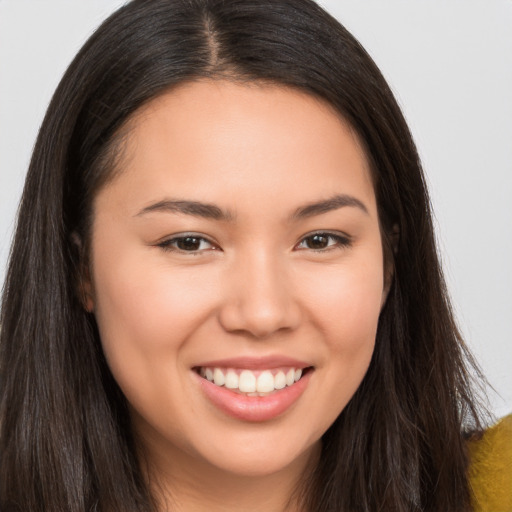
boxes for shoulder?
[467,414,512,512]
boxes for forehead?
[95,80,377,220]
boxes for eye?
[295,232,351,252]
[157,234,217,254]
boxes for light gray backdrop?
[1,0,511,418]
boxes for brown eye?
[157,235,215,253]
[305,234,330,250]
[176,237,202,251]
[296,232,351,252]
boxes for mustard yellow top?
[468,414,512,512]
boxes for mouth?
[192,359,314,422]
[194,366,312,396]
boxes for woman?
[0,0,501,510]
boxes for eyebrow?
[291,194,369,219]
[136,199,235,221]
[135,194,368,221]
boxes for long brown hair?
[0,1,486,510]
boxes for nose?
[218,249,301,339]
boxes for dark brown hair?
[0,1,486,510]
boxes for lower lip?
[195,370,313,422]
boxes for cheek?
[90,250,228,448]
[325,262,382,368]
[297,255,383,425]
[301,254,384,342]
[93,251,218,342]
[90,243,221,395]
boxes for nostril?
[218,304,301,339]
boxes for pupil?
[178,237,200,251]
[308,234,328,249]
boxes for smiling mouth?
[194,366,312,396]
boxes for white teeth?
[199,366,307,393]
[239,370,256,392]
[225,370,239,389]
[213,368,225,386]
[256,370,275,393]
[274,371,286,390]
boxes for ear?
[80,269,95,313]
[71,232,95,312]
[381,223,399,308]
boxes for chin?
[198,433,320,479]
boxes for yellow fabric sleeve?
[468,414,512,512]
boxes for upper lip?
[193,355,312,370]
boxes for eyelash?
[156,234,217,255]
[156,231,351,255]
[295,232,351,252]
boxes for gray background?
[1,0,511,418]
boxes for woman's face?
[87,81,387,479]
